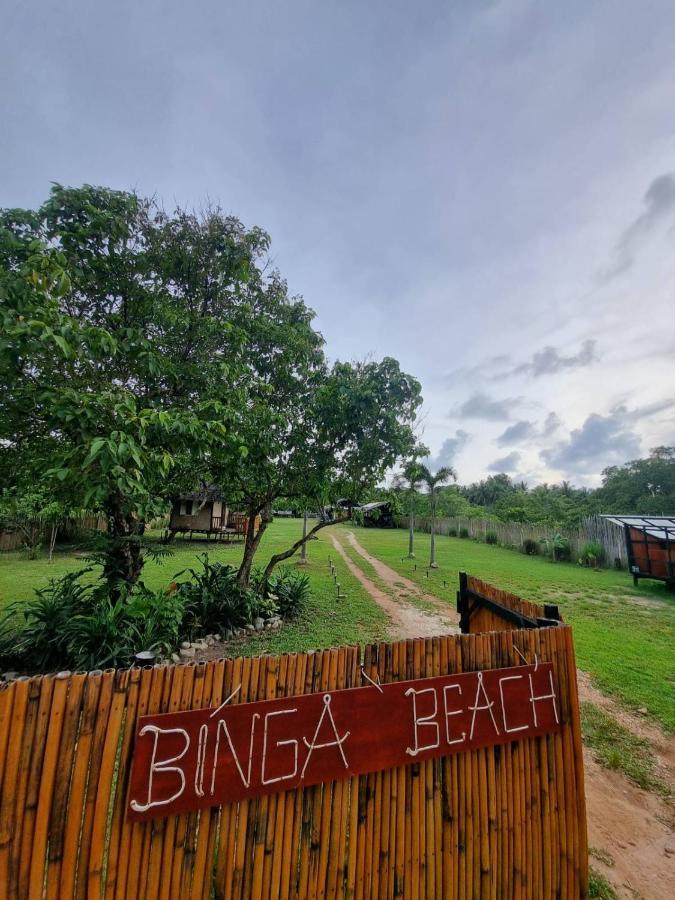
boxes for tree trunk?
[237,504,271,588]
[259,517,340,592]
[299,510,309,564]
[408,491,415,558]
[104,496,144,598]
[430,493,438,568]
[48,522,58,562]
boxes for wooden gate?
[0,575,587,898]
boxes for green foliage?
[544,533,571,562]
[262,567,310,618]
[485,530,498,545]
[447,527,458,537]
[588,867,618,899]
[597,446,675,514]
[522,538,540,555]
[581,702,670,797]
[175,554,265,638]
[581,540,605,567]
[459,527,469,538]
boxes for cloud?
[540,410,642,475]
[488,451,521,473]
[542,412,561,437]
[496,420,536,446]
[601,173,675,280]
[450,392,521,421]
[500,340,598,379]
[425,430,471,470]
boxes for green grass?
[581,702,670,797]
[340,526,675,733]
[588,866,619,899]
[0,520,389,657]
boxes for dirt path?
[337,531,675,899]
[330,534,458,638]
[577,672,675,899]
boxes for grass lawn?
[0,520,389,656]
[342,525,675,733]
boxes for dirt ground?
[334,531,675,900]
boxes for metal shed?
[600,515,675,587]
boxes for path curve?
[330,534,458,639]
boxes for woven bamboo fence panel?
[0,598,587,898]
[399,514,629,568]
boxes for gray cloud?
[601,173,675,281]
[425,430,471,471]
[542,412,562,437]
[488,451,521,473]
[496,420,536,446]
[504,340,598,378]
[540,410,642,475]
[451,392,521,421]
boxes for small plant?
[175,554,262,638]
[260,567,310,618]
[459,527,469,539]
[522,538,539,556]
[447,527,458,537]
[485,531,498,545]
[544,533,571,562]
[588,866,618,899]
[581,540,605,568]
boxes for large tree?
[0,186,258,592]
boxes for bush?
[522,538,539,556]
[485,531,498,545]
[581,540,605,568]
[1,570,187,671]
[459,527,469,539]
[175,554,265,638]
[447,527,458,537]
[545,533,571,562]
[262,567,310,618]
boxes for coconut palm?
[418,464,457,568]
[393,461,425,558]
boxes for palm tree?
[418,464,457,568]
[393,461,425,558]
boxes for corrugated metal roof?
[600,515,675,538]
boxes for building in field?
[600,515,675,587]
[168,486,260,542]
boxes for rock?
[254,617,265,631]
[193,641,208,651]
[245,624,256,633]
[637,706,648,715]
[180,641,191,650]
[171,653,180,664]
[205,637,214,646]
[2,672,17,681]
[179,647,195,659]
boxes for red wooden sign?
[127,662,559,820]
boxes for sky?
[2,0,674,487]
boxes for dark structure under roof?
[601,515,675,587]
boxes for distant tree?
[393,461,425,559]
[597,447,675,514]
[418,465,457,568]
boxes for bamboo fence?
[399,514,629,568]
[0,583,587,898]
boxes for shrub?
[459,527,469,539]
[175,554,264,638]
[581,540,605,568]
[485,531,498,545]
[447,527,458,537]
[522,538,539,556]
[262,567,310,618]
[1,570,187,671]
[544,533,571,562]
